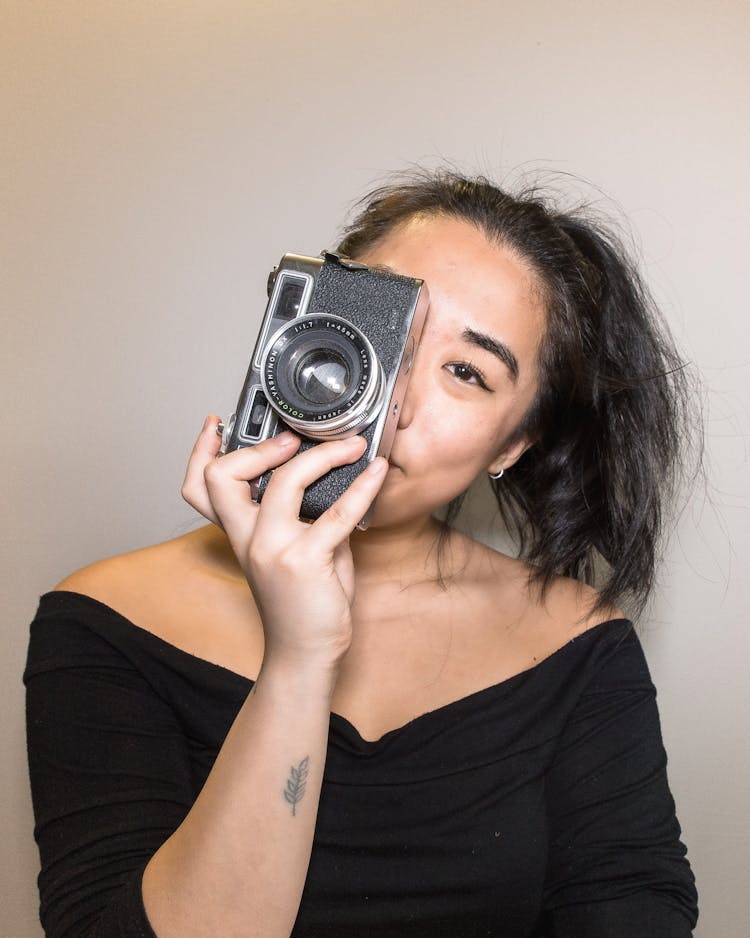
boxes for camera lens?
[261,315,385,440]
[296,350,350,405]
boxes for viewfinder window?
[275,277,305,321]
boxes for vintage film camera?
[221,251,429,527]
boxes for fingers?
[256,435,365,516]
[202,432,302,543]
[183,416,388,555]
[181,415,225,523]
[181,416,301,528]
[255,437,388,551]
[252,436,365,543]
[307,456,388,549]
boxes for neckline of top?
[41,589,633,746]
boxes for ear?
[486,434,533,477]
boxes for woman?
[25,171,699,936]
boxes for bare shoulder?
[55,526,262,676]
[55,525,230,604]
[537,574,625,635]
[464,537,625,659]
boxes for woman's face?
[358,213,546,528]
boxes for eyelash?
[445,361,492,391]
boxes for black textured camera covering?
[256,257,421,521]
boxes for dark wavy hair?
[337,170,698,615]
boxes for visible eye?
[444,361,492,391]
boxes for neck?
[200,512,462,590]
[349,514,452,587]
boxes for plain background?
[3,2,748,935]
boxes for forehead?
[360,214,546,373]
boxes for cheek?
[456,413,507,461]
[419,425,500,496]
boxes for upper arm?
[541,632,698,936]
[25,613,194,937]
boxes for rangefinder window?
[253,270,315,373]
[244,387,270,438]
[275,275,306,320]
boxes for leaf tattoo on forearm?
[284,756,310,816]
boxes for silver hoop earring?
[488,468,504,480]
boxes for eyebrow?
[362,258,521,381]
[462,327,519,382]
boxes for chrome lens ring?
[261,314,385,439]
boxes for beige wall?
[3,2,748,934]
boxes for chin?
[363,477,440,531]
[365,487,414,529]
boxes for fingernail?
[366,457,387,475]
[276,432,298,447]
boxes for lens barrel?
[261,314,385,439]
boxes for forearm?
[155,425,384,936]
[142,657,337,938]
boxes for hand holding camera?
[182,417,389,670]
[182,250,428,667]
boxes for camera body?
[222,251,429,527]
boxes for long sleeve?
[541,628,698,936]
[24,608,194,937]
[25,594,699,937]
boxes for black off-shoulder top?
[25,591,697,937]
